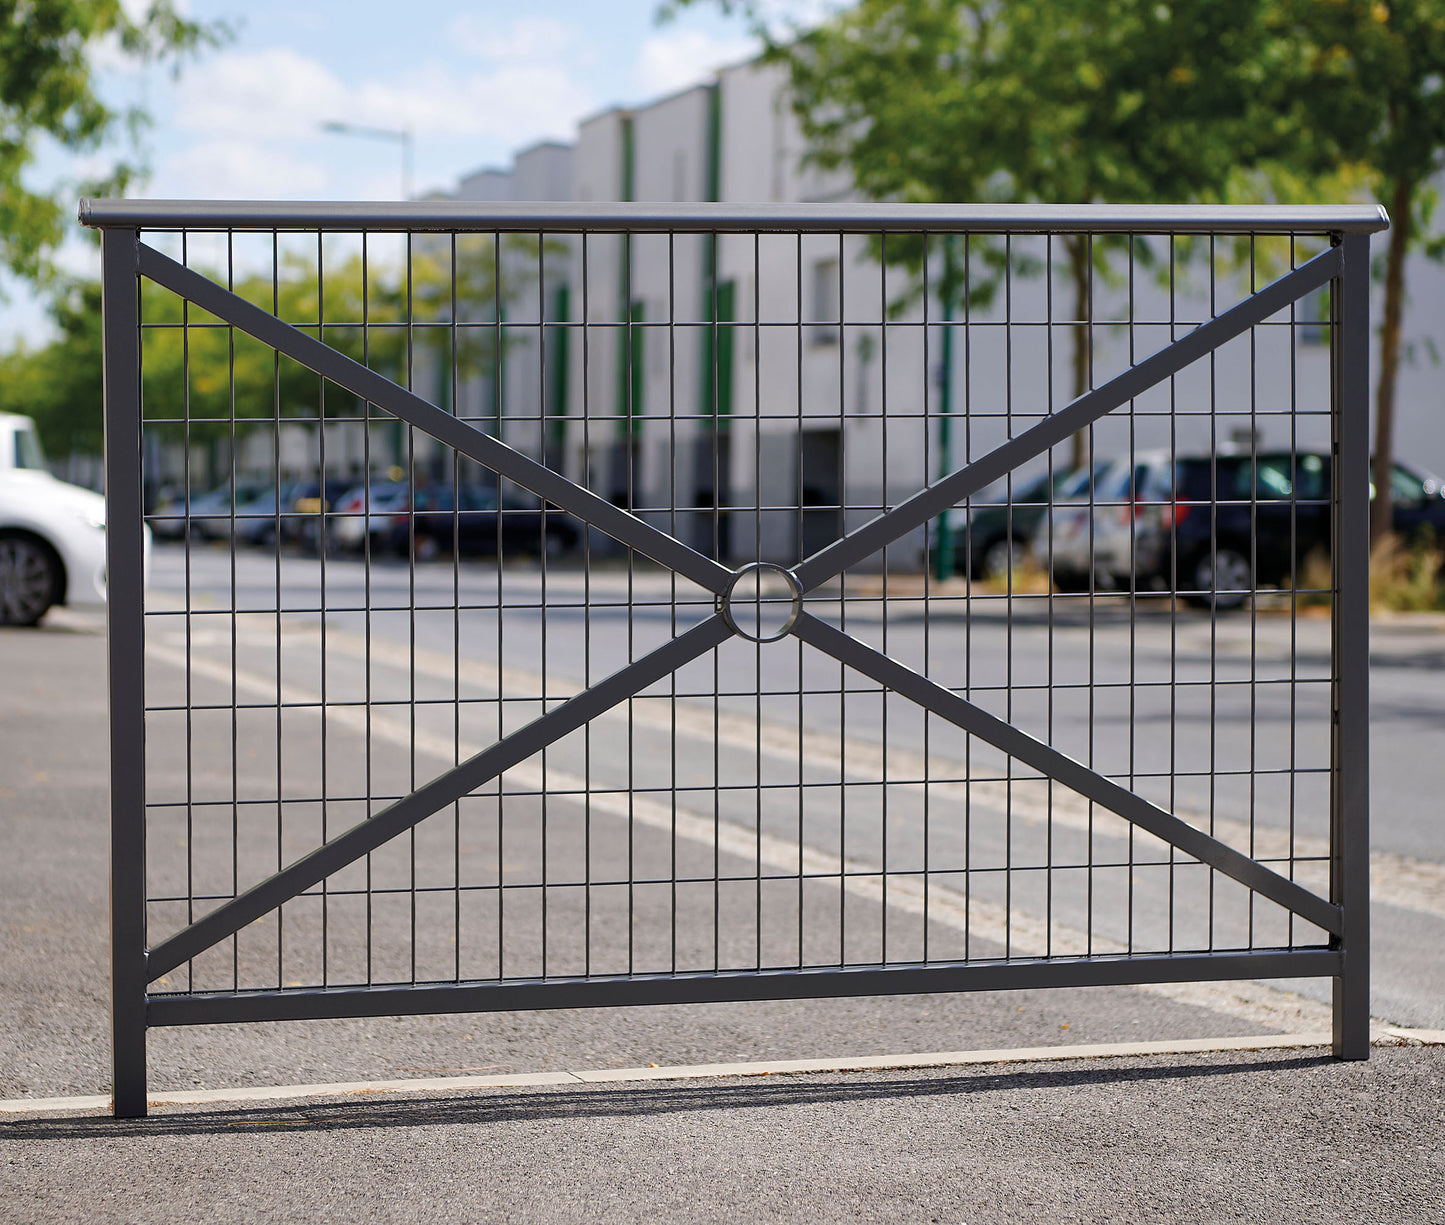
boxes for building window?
[811,257,839,346]
[1300,287,1329,346]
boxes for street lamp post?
[319,120,414,199]
[320,121,415,477]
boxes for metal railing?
[86,200,1384,1117]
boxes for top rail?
[79,198,1390,235]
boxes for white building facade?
[440,57,1442,566]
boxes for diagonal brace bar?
[147,615,736,980]
[136,244,734,596]
[790,612,1341,935]
[794,245,1343,591]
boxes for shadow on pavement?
[2,1054,1331,1141]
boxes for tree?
[1267,1,1445,543]
[0,236,532,470]
[0,0,219,284]
[664,0,1301,469]
[0,277,104,453]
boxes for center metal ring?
[719,562,804,644]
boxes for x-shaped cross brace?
[140,241,1344,980]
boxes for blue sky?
[108,0,763,201]
[7,0,796,343]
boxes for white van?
[0,413,131,626]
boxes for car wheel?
[1189,548,1251,611]
[981,537,1025,581]
[414,533,439,561]
[0,533,62,627]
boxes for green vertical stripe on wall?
[629,301,645,436]
[704,80,721,204]
[494,303,506,446]
[549,282,570,461]
[714,279,734,420]
[699,81,731,429]
[616,112,636,437]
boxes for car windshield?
[12,424,45,471]
[365,482,409,510]
[462,487,504,511]
[1232,455,1327,501]
[237,485,282,510]
[1389,463,1437,503]
[1056,460,1116,500]
[201,480,268,506]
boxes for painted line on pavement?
[163,614,1445,925]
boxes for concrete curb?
[5,1028,1442,1118]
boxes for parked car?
[286,478,359,551]
[328,480,411,553]
[0,412,149,626]
[935,462,1111,578]
[1383,459,1445,541]
[387,484,580,560]
[229,482,299,548]
[149,478,271,540]
[1036,449,1445,609]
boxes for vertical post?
[103,227,149,1115]
[1331,232,1371,1059]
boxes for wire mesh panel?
[89,201,1381,1117]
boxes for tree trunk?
[1371,176,1412,547]
[1067,234,1091,471]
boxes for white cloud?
[448,15,578,63]
[631,28,757,98]
[169,45,592,146]
[171,47,349,139]
[160,138,331,199]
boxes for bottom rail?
[147,947,1340,1027]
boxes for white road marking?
[162,617,1444,925]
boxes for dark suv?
[1148,451,1332,607]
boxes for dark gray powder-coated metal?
[88,200,1379,1116]
[1331,234,1372,1059]
[80,198,1389,235]
[102,228,148,1119]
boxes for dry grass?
[863,535,1445,617]
[973,554,1054,596]
[1293,546,1334,613]
[1370,530,1445,613]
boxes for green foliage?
[1268,0,1445,200]
[667,1,1306,208]
[663,0,1323,463]
[0,277,104,453]
[0,0,223,284]
[1260,2,1445,541]
[0,235,532,459]
[665,0,1445,501]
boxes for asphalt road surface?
[5,1049,1444,1225]
[4,538,1445,1111]
[130,542,1445,1030]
